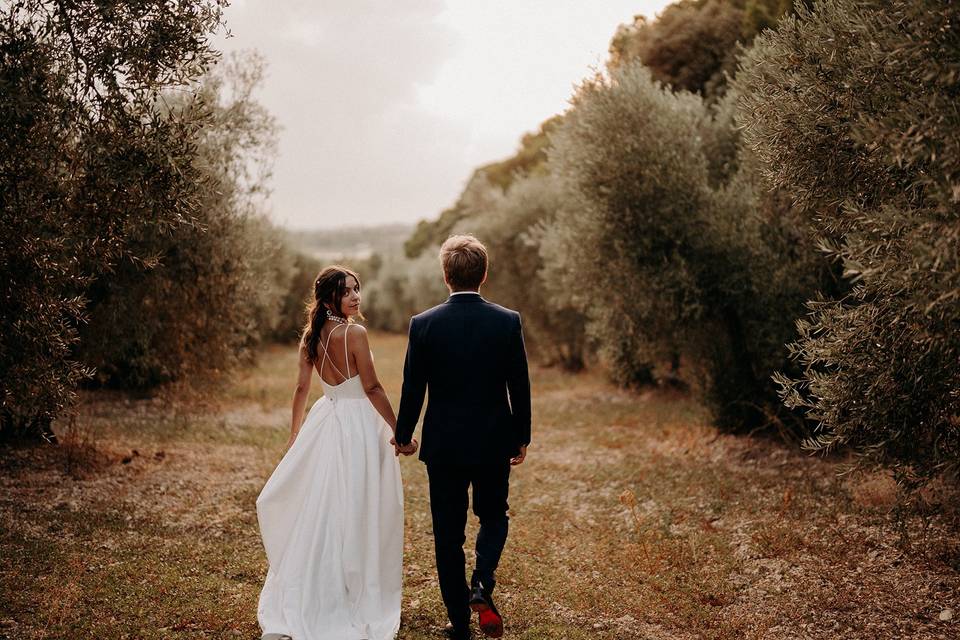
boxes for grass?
[1,332,958,639]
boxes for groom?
[394,234,531,640]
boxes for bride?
[256,265,417,640]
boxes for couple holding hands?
[256,234,531,640]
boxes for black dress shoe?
[468,583,503,638]
[443,622,474,640]
[468,582,487,609]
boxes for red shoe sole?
[470,603,504,638]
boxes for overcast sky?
[216,0,672,230]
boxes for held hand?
[510,444,527,466]
[393,438,418,456]
[389,434,418,456]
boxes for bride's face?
[340,275,361,317]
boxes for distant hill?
[282,223,414,261]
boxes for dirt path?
[1,336,957,639]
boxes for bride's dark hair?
[300,265,363,363]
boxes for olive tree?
[75,52,287,388]
[541,62,829,430]
[0,0,227,439]
[736,0,960,482]
[453,173,587,369]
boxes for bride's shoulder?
[345,322,369,342]
[344,323,375,359]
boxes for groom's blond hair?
[440,234,488,290]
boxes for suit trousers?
[426,460,511,629]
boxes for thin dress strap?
[318,325,348,383]
[344,323,352,378]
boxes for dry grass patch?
[2,333,958,639]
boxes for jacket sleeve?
[506,312,532,447]
[395,316,426,446]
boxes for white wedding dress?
[256,324,404,640]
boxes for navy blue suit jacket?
[395,292,531,464]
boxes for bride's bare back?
[316,322,359,386]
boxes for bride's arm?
[288,344,314,449]
[348,325,398,433]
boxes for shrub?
[361,250,449,333]
[453,173,587,369]
[74,52,287,389]
[735,0,960,482]
[269,251,324,344]
[541,62,830,429]
[0,0,225,439]
[541,65,714,387]
[607,0,795,99]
